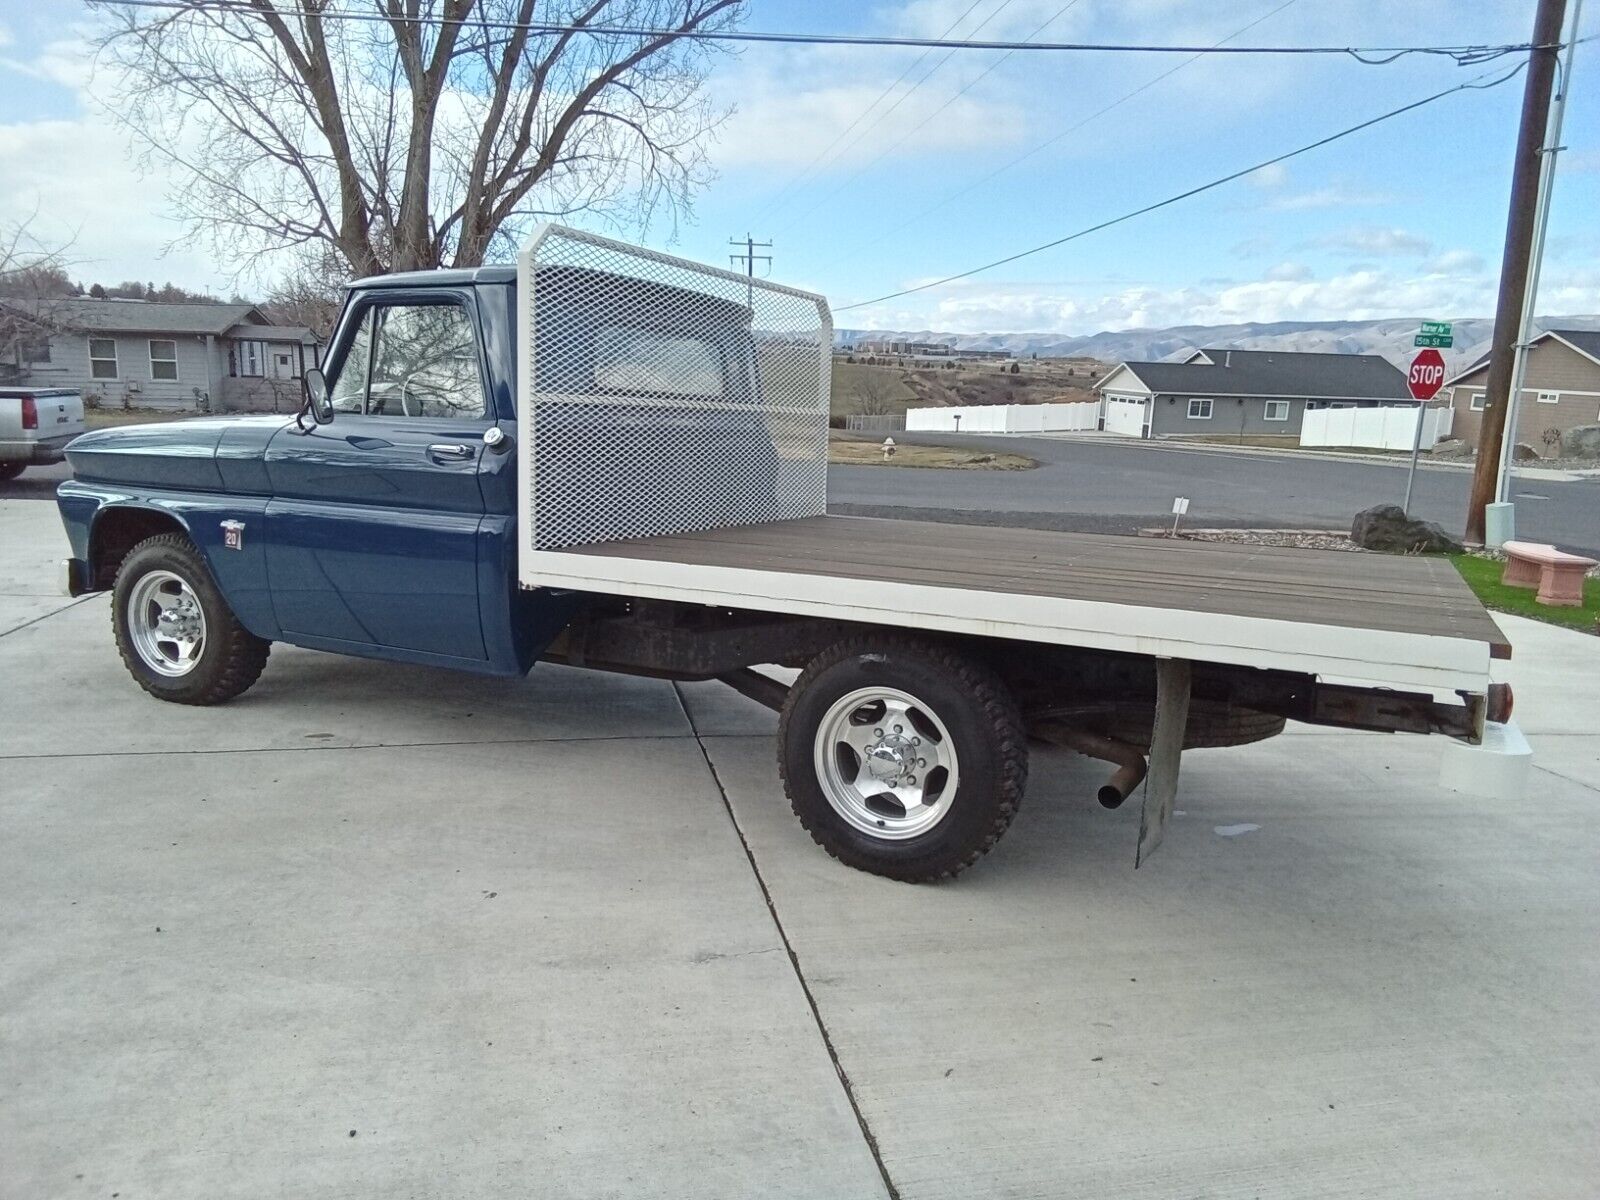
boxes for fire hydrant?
[882,437,896,460]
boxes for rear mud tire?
[779,634,1028,882]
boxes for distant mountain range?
[836,316,1600,371]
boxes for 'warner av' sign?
[1415,319,1454,348]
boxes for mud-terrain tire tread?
[112,533,270,705]
[778,633,1028,883]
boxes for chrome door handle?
[428,443,473,461]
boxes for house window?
[1536,390,1560,405]
[89,338,118,379]
[1469,392,1486,411]
[236,340,265,377]
[1264,400,1291,422]
[149,339,179,382]
[1187,398,1213,419]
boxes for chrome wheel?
[813,686,960,840]
[126,569,207,678]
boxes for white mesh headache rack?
[516,224,831,570]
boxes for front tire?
[112,533,270,705]
[779,634,1028,882]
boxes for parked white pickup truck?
[0,387,84,480]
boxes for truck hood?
[65,415,292,491]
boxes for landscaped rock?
[1514,442,1540,462]
[1430,438,1471,459]
[1559,425,1600,459]
[1350,504,1464,555]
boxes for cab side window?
[327,302,486,419]
[329,309,373,413]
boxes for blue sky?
[3,1,1596,334]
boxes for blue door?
[264,294,493,663]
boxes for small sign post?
[1170,496,1190,538]
[1403,347,1447,513]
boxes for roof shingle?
[45,298,267,335]
[1113,348,1410,401]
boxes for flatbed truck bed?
[523,514,1510,695]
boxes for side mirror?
[303,368,334,426]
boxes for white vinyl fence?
[1300,405,1454,451]
[905,400,1099,434]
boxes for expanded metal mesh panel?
[518,225,831,552]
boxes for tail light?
[20,396,38,430]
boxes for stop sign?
[1408,348,1446,401]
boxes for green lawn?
[1451,553,1600,635]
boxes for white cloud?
[1264,261,1312,282]
[1267,185,1394,212]
[1249,162,1288,189]
[0,115,214,286]
[843,259,1600,335]
[712,75,1024,170]
[1422,249,1485,275]
[1310,226,1432,258]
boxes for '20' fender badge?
[221,520,245,550]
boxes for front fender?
[57,480,280,640]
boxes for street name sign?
[1415,320,1453,348]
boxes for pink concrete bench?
[1502,541,1598,607]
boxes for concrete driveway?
[4,499,1598,1198]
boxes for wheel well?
[90,508,188,590]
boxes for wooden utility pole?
[729,234,771,307]
[1466,0,1567,544]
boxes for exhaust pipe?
[1034,723,1148,809]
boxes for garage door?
[1104,395,1147,437]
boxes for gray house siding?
[30,332,219,410]
[1147,394,1409,439]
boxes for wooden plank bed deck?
[520,515,1509,693]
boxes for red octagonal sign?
[1408,347,1446,401]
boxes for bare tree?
[259,246,349,340]
[0,218,77,379]
[96,0,743,279]
[852,370,899,417]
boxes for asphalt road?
[10,433,1597,555]
[830,434,1600,557]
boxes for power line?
[747,0,992,227]
[870,0,1301,244]
[89,1,1557,62]
[834,63,1526,313]
[774,0,1085,237]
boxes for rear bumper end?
[0,433,77,465]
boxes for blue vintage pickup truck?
[56,228,1511,881]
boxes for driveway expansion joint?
[673,682,900,1200]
